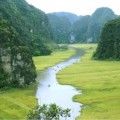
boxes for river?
[36,48,84,120]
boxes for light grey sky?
[26,0,120,15]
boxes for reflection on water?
[36,56,82,120]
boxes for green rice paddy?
[57,44,120,120]
[0,84,37,119]
[33,48,75,71]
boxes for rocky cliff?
[0,19,36,88]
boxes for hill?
[86,7,117,42]
[93,17,120,60]
[0,0,55,88]
[72,7,117,43]
[52,12,79,24]
[72,15,90,43]
[0,0,55,56]
[47,13,72,43]
[47,12,80,43]
[48,7,117,43]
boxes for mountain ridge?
[48,7,117,43]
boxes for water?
[36,51,83,120]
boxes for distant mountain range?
[51,12,80,24]
[48,7,118,43]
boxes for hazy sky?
[26,0,120,15]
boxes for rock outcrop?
[0,19,36,88]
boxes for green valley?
[0,44,120,119]
[0,0,120,119]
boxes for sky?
[26,0,120,16]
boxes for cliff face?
[0,19,36,88]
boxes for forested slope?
[93,17,120,60]
[0,0,55,56]
[72,7,117,43]
[47,13,73,43]
[48,7,117,43]
[0,0,55,88]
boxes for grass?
[57,44,120,120]
[0,48,75,119]
[33,48,75,71]
[0,84,37,119]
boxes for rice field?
[57,44,120,120]
[0,84,37,119]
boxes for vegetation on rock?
[93,17,120,60]
[48,7,117,43]
[72,15,90,43]
[0,0,59,88]
[47,13,72,43]
[0,18,36,88]
[0,0,55,56]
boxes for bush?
[27,103,71,120]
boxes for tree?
[27,104,71,120]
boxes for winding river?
[36,49,84,120]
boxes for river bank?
[35,48,84,120]
[57,44,120,120]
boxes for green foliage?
[86,7,116,42]
[30,40,52,56]
[58,44,69,51]
[0,18,36,88]
[0,61,10,88]
[0,0,57,88]
[47,13,72,43]
[55,7,117,43]
[72,15,90,42]
[0,19,14,88]
[27,104,71,120]
[53,12,79,24]
[73,7,117,43]
[0,19,17,46]
[93,17,120,60]
[47,12,79,44]
[0,0,55,56]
